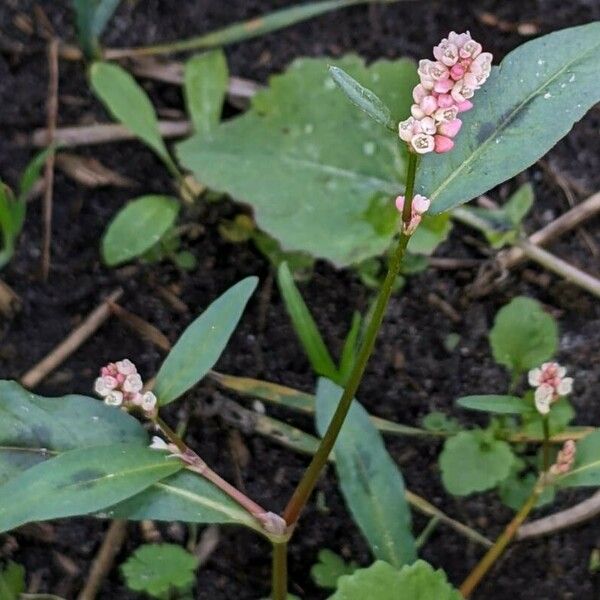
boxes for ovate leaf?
[311,549,358,589]
[155,277,258,405]
[418,22,600,213]
[330,560,461,600]
[90,62,170,162]
[0,444,182,533]
[315,378,416,567]
[0,381,147,484]
[109,470,263,534]
[557,429,600,487]
[440,430,515,496]
[73,0,121,58]
[277,262,339,381]
[456,395,525,414]
[0,561,25,600]
[489,296,558,375]
[184,50,229,136]
[177,56,418,266]
[328,66,395,130]
[101,195,180,266]
[121,543,198,599]
[408,213,452,256]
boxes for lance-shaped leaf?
[328,66,395,130]
[557,429,600,487]
[418,22,600,213]
[184,50,229,136]
[108,470,263,534]
[456,395,526,414]
[90,62,171,164]
[73,0,121,58]
[154,277,258,405]
[0,444,182,533]
[177,56,418,266]
[315,378,416,567]
[101,195,180,266]
[0,381,147,484]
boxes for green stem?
[271,542,288,600]
[542,416,551,473]
[282,152,419,525]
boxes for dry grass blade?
[108,301,172,352]
[55,153,135,188]
[0,278,22,318]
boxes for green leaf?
[315,378,416,567]
[184,50,229,136]
[504,183,535,227]
[90,62,170,162]
[328,66,395,130]
[499,470,555,511]
[102,195,180,266]
[520,396,574,437]
[330,560,462,600]
[418,23,600,214]
[421,412,461,435]
[408,213,452,256]
[0,561,25,600]
[155,277,258,405]
[73,0,121,57]
[0,380,147,484]
[338,311,362,385]
[440,430,515,496]
[456,395,525,414]
[108,470,263,534]
[0,443,182,533]
[177,56,418,266]
[557,429,600,487]
[18,147,55,204]
[277,262,339,381]
[489,296,558,375]
[121,543,198,599]
[311,549,358,589]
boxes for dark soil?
[1,1,600,598]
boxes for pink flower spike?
[450,63,466,81]
[420,95,438,115]
[456,100,474,112]
[434,135,454,153]
[438,118,462,138]
[433,78,454,94]
[412,84,428,103]
[116,359,137,376]
[412,194,431,214]
[436,94,455,108]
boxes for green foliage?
[121,544,198,599]
[440,430,515,496]
[408,213,453,256]
[109,470,263,534]
[0,561,25,600]
[418,23,600,214]
[0,444,181,533]
[155,277,258,405]
[557,429,600,487]
[456,395,525,415]
[277,262,339,381]
[315,379,416,567]
[520,396,574,437]
[489,296,558,376]
[73,0,120,58]
[498,467,555,511]
[421,412,461,435]
[0,381,147,484]
[90,63,176,172]
[0,148,54,269]
[461,184,534,249]
[177,56,419,266]
[337,311,362,385]
[311,549,358,589]
[184,51,229,136]
[328,66,395,130]
[330,560,461,600]
[101,195,180,266]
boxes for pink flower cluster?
[398,31,493,154]
[550,440,576,476]
[528,362,573,415]
[94,359,157,418]
[395,194,430,235]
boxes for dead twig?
[55,153,135,188]
[40,39,59,281]
[0,278,21,318]
[30,121,192,148]
[20,289,123,389]
[426,292,461,323]
[108,301,171,351]
[517,490,600,541]
[77,520,128,600]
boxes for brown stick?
[30,121,192,148]
[40,39,59,280]
[0,278,21,317]
[77,520,128,600]
[516,490,600,540]
[20,289,123,389]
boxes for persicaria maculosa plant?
[2,22,600,600]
